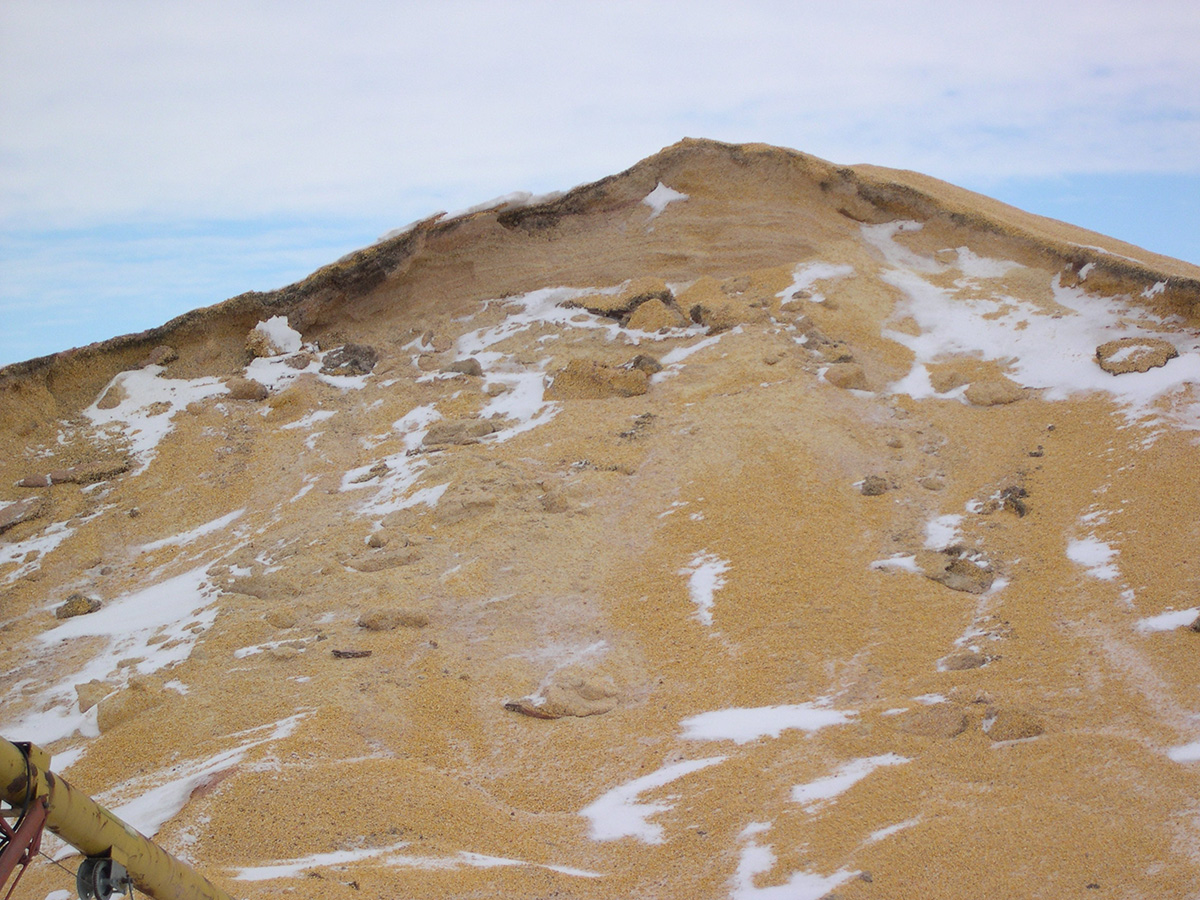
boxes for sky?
[2,1,1198,367]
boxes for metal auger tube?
[1,738,236,900]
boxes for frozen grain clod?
[357,608,429,630]
[861,475,890,496]
[0,496,45,533]
[891,705,969,739]
[824,362,868,390]
[983,708,1045,742]
[1095,337,1178,375]
[423,418,502,446]
[916,548,996,594]
[545,359,650,400]
[225,376,269,401]
[55,593,102,619]
[320,343,379,376]
[443,357,484,377]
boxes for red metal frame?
[0,794,49,900]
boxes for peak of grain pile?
[5,139,1200,899]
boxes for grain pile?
[4,139,1200,899]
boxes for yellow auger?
[1,738,235,900]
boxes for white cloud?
[2,0,1198,227]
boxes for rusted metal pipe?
[1,738,236,900]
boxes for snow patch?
[870,221,1200,428]
[680,703,854,744]
[651,329,735,383]
[679,551,729,626]
[5,567,220,744]
[1135,608,1198,633]
[280,410,336,431]
[731,823,855,899]
[140,509,245,552]
[253,316,302,355]
[1168,741,1200,763]
[580,756,725,843]
[870,555,920,574]
[1066,536,1119,580]
[790,754,909,811]
[235,843,602,881]
[1,520,78,584]
[439,190,565,223]
[85,366,227,474]
[340,405,444,516]
[866,817,921,844]
[106,712,309,837]
[777,262,854,304]
[924,514,963,550]
[642,182,688,220]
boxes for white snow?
[233,636,315,660]
[456,286,622,358]
[1073,243,1144,265]
[790,754,909,811]
[951,247,1022,280]
[777,262,854,304]
[454,284,708,436]
[280,410,337,430]
[679,703,854,744]
[870,555,921,574]
[395,404,442,450]
[1066,536,1119,580]
[4,567,219,744]
[865,817,921,844]
[140,509,245,552]
[924,514,963,550]
[869,221,1200,428]
[244,350,371,392]
[514,640,610,710]
[439,189,565,223]
[85,366,228,474]
[1168,742,1200,763]
[448,191,532,218]
[452,286,619,442]
[253,316,302,355]
[651,329,735,383]
[642,182,688,220]
[863,220,940,272]
[475,364,558,443]
[340,404,443,516]
[580,756,726,843]
[105,712,308,837]
[1,519,78,584]
[731,824,855,900]
[679,551,730,626]
[450,284,716,421]
[288,476,318,503]
[235,843,602,881]
[236,842,411,881]
[1135,608,1198,633]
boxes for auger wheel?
[76,856,132,900]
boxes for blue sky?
[2,1,1198,367]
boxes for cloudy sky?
[2,1,1198,366]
